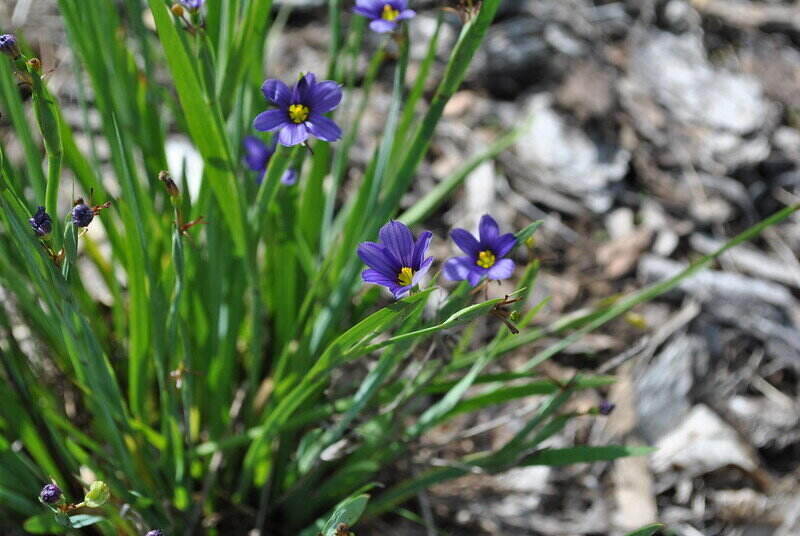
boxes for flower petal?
[396,8,415,20]
[493,233,517,257]
[253,109,289,132]
[487,258,515,280]
[242,136,272,171]
[411,230,433,270]
[261,79,291,107]
[467,268,485,287]
[352,5,378,17]
[362,268,397,287]
[306,113,342,142]
[369,19,397,33]
[277,123,309,146]
[450,228,480,257]
[357,241,398,276]
[308,81,343,114]
[443,256,473,281]
[412,256,434,286]
[379,221,415,267]
[391,284,412,299]
[295,73,316,103]
[478,214,499,246]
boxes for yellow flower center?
[382,4,400,20]
[476,250,496,268]
[288,104,310,123]
[397,266,414,286]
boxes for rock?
[556,60,615,120]
[638,255,797,309]
[473,17,550,98]
[621,30,774,173]
[629,32,766,134]
[727,396,800,449]
[635,335,699,442]
[515,94,630,213]
[652,404,758,476]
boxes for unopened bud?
[39,483,62,504]
[598,400,615,416]
[158,170,180,197]
[171,3,185,17]
[27,57,41,73]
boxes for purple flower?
[358,221,433,299]
[443,214,516,287]
[0,34,21,59]
[145,531,164,536]
[253,73,342,147]
[242,136,298,186]
[29,206,52,236]
[353,0,415,33]
[180,0,203,9]
[598,401,615,416]
[39,484,61,504]
[72,203,94,227]
[0,34,20,58]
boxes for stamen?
[381,4,400,20]
[397,266,414,286]
[288,104,310,123]
[476,250,496,268]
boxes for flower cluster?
[253,74,342,147]
[359,215,518,299]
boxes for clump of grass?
[0,1,796,534]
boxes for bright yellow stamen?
[476,250,495,269]
[382,4,400,20]
[397,266,414,286]
[288,104,310,123]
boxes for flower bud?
[598,400,615,416]
[170,3,185,17]
[72,203,94,228]
[39,483,62,504]
[29,206,52,236]
[27,57,41,73]
[84,481,110,507]
[0,34,21,59]
[158,170,180,197]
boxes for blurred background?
[2,0,799,534]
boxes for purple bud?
[0,34,21,59]
[598,400,615,416]
[39,483,61,504]
[29,206,52,236]
[146,530,164,536]
[71,203,94,227]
